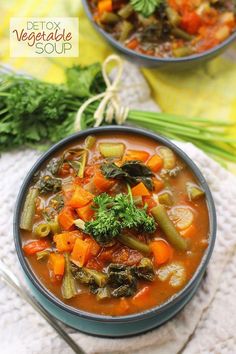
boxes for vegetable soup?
[20,133,209,316]
[88,0,236,57]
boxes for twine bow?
[74,54,129,131]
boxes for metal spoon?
[0,260,85,354]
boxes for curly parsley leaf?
[130,0,164,17]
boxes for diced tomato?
[23,240,49,256]
[86,257,104,271]
[112,247,143,266]
[143,196,157,211]
[180,11,202,34]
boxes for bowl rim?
[14,125,217,323]
[81,0,236,64]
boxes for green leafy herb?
[85,193,156,245]
[37,175,62,195]
[130,0,164,17]
[101,161,154,190]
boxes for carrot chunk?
[153,178,164,192]
[53,231,82,252]
[132,286,151,307]
[147,154,163,172]
[150,240,173,266]
[93,169,115,192]
[68,185,94,208]
[71,238,91,267]
[124,150,150,163]
[58,207,75,231]
[23,240,49,256]
[98,0,112,14]
[76,202,95,222]
[127,38,139,50]
[131,182,150,197]
[47,253,65,278]
[84,237,101,257]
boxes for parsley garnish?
[130,0,164,17]
[85,193,156,245]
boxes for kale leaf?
[101,161,154,190]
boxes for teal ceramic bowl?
[14,126,216,337]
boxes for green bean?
[118,234,150,254]
[20,188,39,231]
[118,4,134,19]
[151,205,188,251]
[172,28,193,41]
[61,253,77,300]
[49,218,61,235]
[100,12,120,24]
[34,223,51,237]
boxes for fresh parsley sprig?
[130,0,164,17]
[85,193,156,245]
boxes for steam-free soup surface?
[21,133,209,316]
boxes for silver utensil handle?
[0,265,85,354]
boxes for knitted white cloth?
[1,63,236,354]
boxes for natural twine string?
[74,54,129,131]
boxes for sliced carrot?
[123,150,150,163]
[68,185,94,208]
[53,231,82,252]
[58,207,75,231]
[131,182,150,197]
[84,237,101,257]
[98,0,112,14]
[71,238,91,267]
[150,240,173,266]
[127,38,139,50]
[153,178,164,192]
[180,224,197,238]
[93,169,115,192]
[47,253,65,279]
[132,286,151,307]
[147,154,163,172]
[23,240,49,256]
[76,202,95,222]
[115,298,130,315]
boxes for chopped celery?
[61,253,77,299]
[158,192,173,206]
[100,12,120,24]
[173,46,194,58]
[186,183,205,201]
[118,4,134,19]
[151,205,188,251]
[85,135,96,149]
[166,7,180,25]
[99,142,125,158]
[20,188,39,231]
[158,147,176,169]
[119,21,133,42]
[74,218,85,230]
[118,234,150,254]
